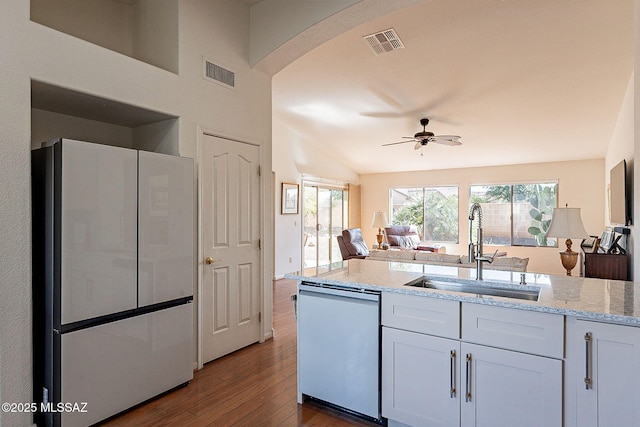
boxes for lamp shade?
[545,207,589,239]
[371,211,390,229]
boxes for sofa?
[383,225,445,252]
[366,249,529,272]
[384,225,421,249]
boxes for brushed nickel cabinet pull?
[450,350,457,398]
[465,353,472,402]
[584,332,593,390]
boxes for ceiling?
[272,0,634,175]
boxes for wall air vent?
[363,28,405,55]
[203,57,236,89]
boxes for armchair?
[337,228,370,260]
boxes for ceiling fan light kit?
[383,117,463,151]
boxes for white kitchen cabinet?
[460,342,562,427]
[383,330,562,427]
[382,327,460,427]
[382,294,563,427]
[569,320,640,427]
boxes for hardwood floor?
[102,279,379,426]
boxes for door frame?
[300,177,349,272]
[196,127,266,369]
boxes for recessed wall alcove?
[30,0,179,74]
[31,80,179,154]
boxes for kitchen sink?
[406,278,540,301]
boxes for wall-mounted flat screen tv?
[609,159,630,225]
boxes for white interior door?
[201,134,261,363]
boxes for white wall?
[250,0,360,65]
[264,0,435,278]
[132,0,179,73]
[250,0,425,74]
[0,1,272,425]
[30,0,179,73]
[605,74,635,277]
[179,0,274,350]
[635,0,640,280]
[360,159,605,276]
[272,115,359,278]
[30,0,136,56]
[31,109,134,149]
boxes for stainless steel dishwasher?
[297,281,382,422]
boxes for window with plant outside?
[469,183,558,247]
[390,186,459,243]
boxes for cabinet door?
[138,151,194,306]
[460,342,562,427]
[382,327,460,427]
[574,320,640,427]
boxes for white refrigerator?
[32,139,194,427]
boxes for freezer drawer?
[57,303,193,427]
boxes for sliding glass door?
[303,183,348,269]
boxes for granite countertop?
[285,258,640,326]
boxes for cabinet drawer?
[382,292,460,339]
[462,303,563,358]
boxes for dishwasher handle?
[299,282,380,302]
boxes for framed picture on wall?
[281,183,299,214]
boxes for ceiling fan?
[383,118,462,150]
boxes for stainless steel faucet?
[468,203,496,280]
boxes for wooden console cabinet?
[584,253,628,281]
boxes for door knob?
[205,257,217,265]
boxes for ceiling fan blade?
[367,86,405,110]
[414,141,424,150]
[382,140,416,147]
[362,111,460,126]
[432,135,463,146]
[361,89,460,125]
[361,111,406,118]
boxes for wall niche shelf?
[31,80,179,155]
[30,0,179,74]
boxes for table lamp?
[371,211,390,247]
[545,206,589,276]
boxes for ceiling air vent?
[203,57,236,89]
[363,28,405,55]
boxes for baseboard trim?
[264,329,274,340]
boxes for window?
[390,186,459,243]
[469,183,557,247]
